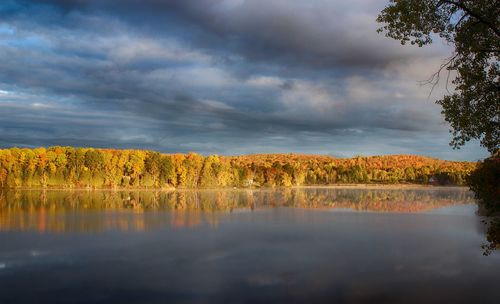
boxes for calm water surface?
[0,187,499,303]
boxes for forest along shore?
[0,147,476,189]
[3,185,471,191]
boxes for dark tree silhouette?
[377,0,499,154]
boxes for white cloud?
[109,36,212,64]
[246,76,282,87]
[280,80,337,113]
[200,99,233,110]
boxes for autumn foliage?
[0,147,476,188]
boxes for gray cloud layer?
[0,0,488,160]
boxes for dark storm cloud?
[0,0,488,160]
[3,0,435,70]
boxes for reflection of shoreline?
[0,208,222,233]
[0,188,474,233]
[482,218,500,256]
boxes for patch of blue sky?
[0,33,50,51]
[0,23,15,35]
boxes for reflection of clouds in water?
[246,274,285,286]
[0,196,498,304]
[0,250,52,271]
[198,251,232,263]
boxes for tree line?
[0,147,476,188]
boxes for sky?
[0,0,489,160]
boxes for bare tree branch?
[419,53,459,99]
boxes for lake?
[0,187,499,303]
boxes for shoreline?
[1,184,470,192]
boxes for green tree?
[377,0,499,153]
[199,155,221,187]
[84,150,104,172]
[144,152,161,186]
[159,156,175,186]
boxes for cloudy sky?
[0,0,488,160]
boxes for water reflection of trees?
[482,219,500,256]
[0,188,474,233]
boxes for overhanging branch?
[440,0,500,37]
